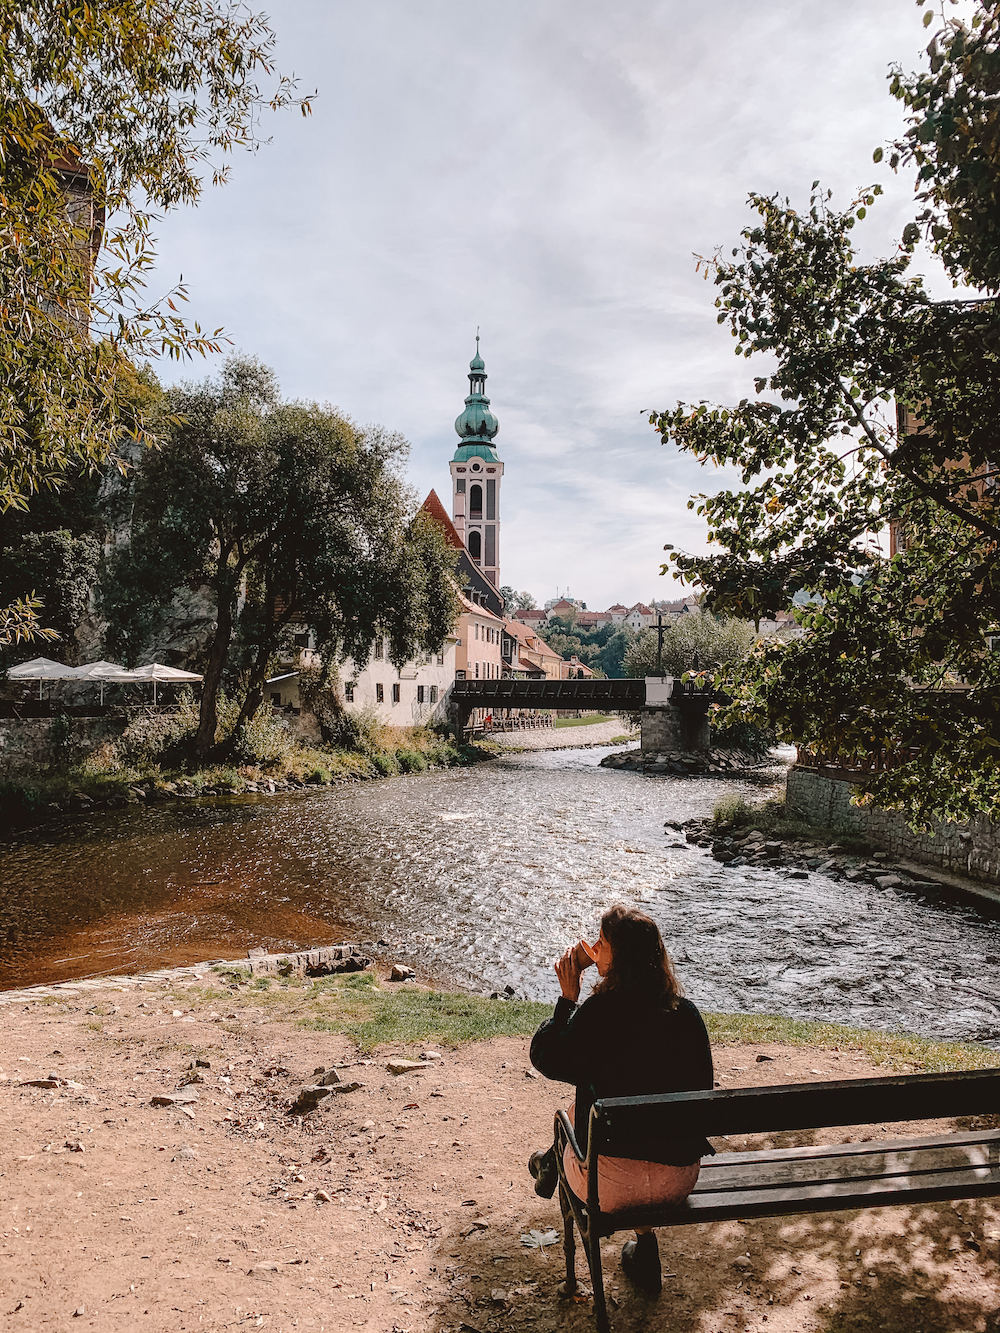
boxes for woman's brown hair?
[591,903,683,1008]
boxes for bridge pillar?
[641,706,710,754]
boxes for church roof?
[419,489,465,551]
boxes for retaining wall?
[0,717,128,780]
[786,766,1000,886]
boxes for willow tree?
[0,0,312,642]
[102,359,460,760]
[650,1,1000,826]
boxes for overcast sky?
[152,0,942,610]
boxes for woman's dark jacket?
[530,989,715,1165]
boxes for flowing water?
[2,744,999,1043]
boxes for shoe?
[621,1233,661,1293]
[528,1147,558,1199]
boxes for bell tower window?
[470,483,483,519]
[468,530,482,560]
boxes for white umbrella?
[72,660,128,705]
[102,662,203,704]
[8,656,79,699]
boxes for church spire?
[453,336,499,454]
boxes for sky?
[150,0,945,610]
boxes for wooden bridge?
[450,677,646,709]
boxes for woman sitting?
[528,904,715,1294]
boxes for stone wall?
[0,717,128,780]
[786,766,1000,885]
[640,706,710,753]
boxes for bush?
[711,794,757,828]
[397,748,427,773]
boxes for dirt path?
[1,973,997,1333]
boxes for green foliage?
[652,168,1000,823]
[100,358,460,758]
[887,3,1000,293]
[0,528,99,653]
[499,585,536,612]
[537,617,630,676]
[0,2,311,518]
[623,610,756,678]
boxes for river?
[2,744,999,1043]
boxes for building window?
[417,685,425,703]
[475,662,479,678]
[293,631,310,648]
[486,478,495,519]
[392,683,401,703]
[485,524,496,566]
[456,478,466,494]
[376,682,384,703]
[468,530,482,560]
[470,483,483,518]
[430,685,438,703]
[345,683,355,703]
[374,638,383,660]
[270,692,282,706]
[437,653,444,665]
[475,623,479,640]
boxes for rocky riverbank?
[680,815,961,891]
[601,745,770,775]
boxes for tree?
[0,529,100,660]
[623,612,756,680]
[101,359,459,760]
[0,1,311,641]
[650,1,1000,825]
[499,586,537,612]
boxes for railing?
[796,745,923,775]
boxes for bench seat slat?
[592,1163,1000,1232]
[707,1128,1000,1166]
[700,1133,1000,1192]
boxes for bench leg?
[588,1227,610,1333]
[557,1182,577,1296]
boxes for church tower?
[449,337,504,586]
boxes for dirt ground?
[1,974,998,1333]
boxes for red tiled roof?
[630,603,654,615]
[607,604,628,612]
[514,608,546,621]
[419,489,465,551]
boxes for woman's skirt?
[562,1103,700,1215]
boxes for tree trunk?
[194,582,237,761]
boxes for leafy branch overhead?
[649,1,1000,826]
[0,0,314,536]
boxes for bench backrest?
[590,1067,1000,1161]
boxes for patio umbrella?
[72,660,128,705]
[8,657,80,699]
[101,662,203,704]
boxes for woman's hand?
[554,947,582,1003]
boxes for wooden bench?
[553,1067,1000,1332]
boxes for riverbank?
[0,722,499,836]
[1,966,997,1333]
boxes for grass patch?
[553,714,614,729]
[186,971,993,1073]
[709,793,867,848]
[704,1010,995,1073]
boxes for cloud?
[151,0,935,607]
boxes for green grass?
[553,713,615,729]
[704,1011,995,1073]
[195,970,993,1072]
[709,793,870,849]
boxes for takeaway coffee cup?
[572,939,598,970]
